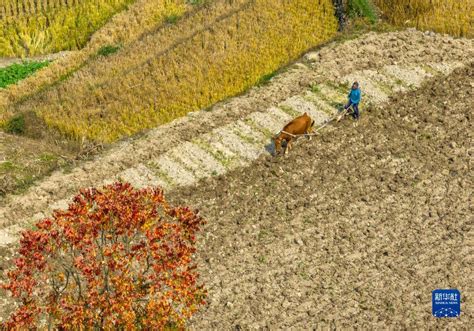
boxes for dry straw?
[15,0,338,142]
[0,0,136,57]
[374,0,473,38]
[0,0,190,114]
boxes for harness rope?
[276,105,353,139]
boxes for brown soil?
[0,29,471,218]
[0,31,472,327]
[166,63,473,328]
[0,132,75,197]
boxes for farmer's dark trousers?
[345,101,360,119]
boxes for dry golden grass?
[0,0,77,17]
[10,0,338,142]
[374,0,473,37]
[0,0,135,57]
[0,0,190,117]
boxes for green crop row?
[0,61,50,88]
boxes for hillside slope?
[177,61,473,328]
[0,28,472,240]
[0,0,192,110]
[0,29,473,325]
[6,0,337,142]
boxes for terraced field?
[0,0,192,111]
[5,0,337,141]
[181,62,473,328]
[0,0,136,56]
[0,29,473,325]
[374,0,473,38]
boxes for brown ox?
[273,112,315,156]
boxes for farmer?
[345,81,361,120]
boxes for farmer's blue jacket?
[348,88,361,104]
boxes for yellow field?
[0,0,141,57]
[0,0,82,17]
[374,0,474,38]
[0,0,190,114]
[14,0,337,142]
[0,0,137,57]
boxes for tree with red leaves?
[1,182,206,329]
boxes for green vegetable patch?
[0,61,50,88]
